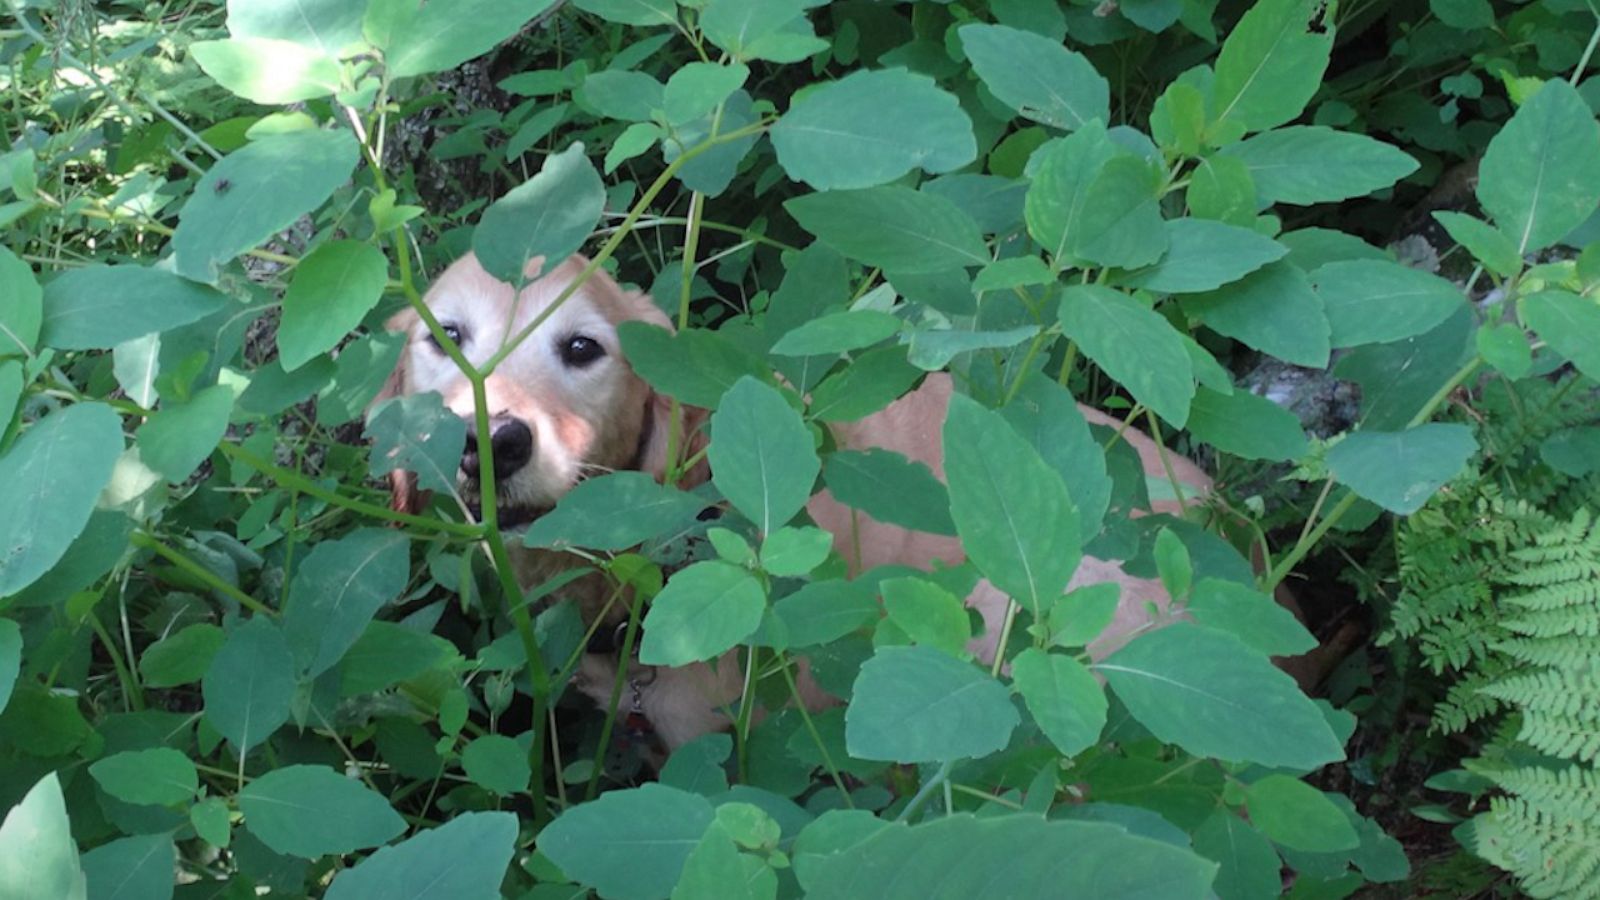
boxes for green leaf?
[571,0,677,27]
[364,393,468,495]
[1332,307,1473,431]
[340,621,457,696]
[670,819,774,900]
[0,403,124,596]
[1326,424,1477,515]
[761,526,833,577]
[1521,290,1600,383]
[709,377,819,534]
[81,833,175,900]
[40,265,230,350]
[972,256,1053,293]
[1073,156,1168,269]
[139,623,225,688]
[1059,285,1194,426]
[699,0,827,63]
[1221,127,1418,205]
[1210,0,1333,134]
[580,69,663,122]
[1541,427,1600,477]
[316,324,404,425]
[845,645,1018,763]
[378,0,558,78]
[1192,811,1282,900]
[1011,648,1107,757]
[192,38,341,104]
[663,90,761,196]
[1475,321,1532,379]
[1186,154,1257,226]
[0,774,86,900]
[1246,775,1359,852]
[1121,219,1286,293]
[905,326,1037,372]
[1186,578,1316,657]
[173,129,360,283]
[1186,387,1308,461]
[639,561,767,666]
[1025,122,1119,264]
[822,449,956,537]
[281,529,411,678]
[239,765,406,859]
[202,617,297,752]
[1477,79,1600,254]
[659,734,733,796]
[769,310,900,356]
[1187,262,1330,367]
[526,472,707,550]
[1001,374,1113,541]
[957,24,1109,131]
[228,0,366,54]
[618,323,771,410]
[324,811,516,900]
[762,579,879,650]
[277,241,389,370]
[89,748,198,807]
[461,735,531,795]
[1433,212,1521,278]
[787,187,989,274]
[190,797,231,849]
[539,784,715,900]
[1049,583,1121,648]
[772,69,974,190]
[0,247,41,356]
[944,394,1081,615]
[605,122,664,174]
[882,577,971,657]
[137,385,234,483]
[1095,623,1344,769]
[1153,527,1193,601]
[808,345,924,422]
[1431,0,1493,29]
[474,143,604,284]
[1312,260,1463,348]
[0,619,18,715]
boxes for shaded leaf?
[1477,79,1600,254]
[1059,285,1193,426]
[239,765,406,859]
[1011,648,1107,757]
[958,24,1110,130]
[709,377,818,534]
[846,645,1018,763]
[1221,127,1419,205]
[639,561,766,667]
[786,187,989,274]
[1326,424,1477,514]
[474,143,605,284]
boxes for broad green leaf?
[1186,578,1316,657]
[40,265,229,350]
[796,813,1216,898]
[882,577,970,657]
[239,765,406,859]
[7,511,132,610]
[474,143,604,284]
[1433,212,1521,278]
[904,326,1037,372]
[1121,219,1286,293]
[238,356,336,419]
[1245,775,1359,852]
[81,833,174,900]
[173,129,359,283]
[1152,80,1209,158]
[324,811,516,900]
[192,38,341,104]
[580,70,664,122]
[972,256,1053,293]
[1025,122,1118,264]
[1095,623,1344,769]
[539,784,715,900]
[606,122,664,173]
[227,0,367,55]
[659,733,733,796]
[957,24,1110,131]
[845,645,1018,762]
[944,394,1081,615]
[1521,290,1600,383]
[277,240,389,370]
[1059,285,1194,426]
[822,449,956,537]
[318,329,406,427]
[772,69,975,190]
[639,561,766,666]
[340,621,458,696]
[190,797,231,849]
[1220,127,1419,205]
[769,310,900,356]
[0,402,124,596]
[762,580,878,650]
[1002,374,1113,541]
[379,0,559,78]
[1073,156,1167,269]
[0,362,19,426]
[0,247,40,356]
[526,472,707,550]
[1186,386,1308,461]
[281,529,411,678]
[808,345,924,422]
[112,333,161,408]
[709,377,818,534]
[1477,79,1600,254]
[1192,811,1281,900]
[1326,424,1477,514]
[670,819,774,900]
[761,526,833,577]
[137,385,234,483]
[1279,227,1389,271]
[1210,0,1333,134]
[1476,321,1532,379]
[1011,648,1107,757]
[1153,527,1193,601]
[0,619,18,715]
[1332,306,1474,431]
[1541,427,1600,477]
[140,623,226,688]
[89,748,198,807]
[787,187,989,274]
[365,393,468,495]
[202,617,297,752]
[1186,154,1257,225]
[0,774,86,900]
[1049,582,1121,648]
[1312,260,1463,348]
[571,0,677,27]
[1190,259,1337,368]
[663,90,761,196]
[699,0,827,63]
[461,735,531,795]
[1431,0,1493,29]
[618,323,771,409]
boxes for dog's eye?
[559,334,605,368]
[428,323,464,350]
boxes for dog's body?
[386,254,1216,750]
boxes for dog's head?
[383,254,679,527]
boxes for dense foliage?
[2,0,1599,897]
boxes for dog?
[382,253,1225,750]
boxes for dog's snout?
[461,415,534,480]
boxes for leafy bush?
[1,0,1598,897]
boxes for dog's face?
[386,254,672,527]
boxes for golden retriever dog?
[383,253,1223,750]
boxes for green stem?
[896,760,955,822]
[131,531,275,616]
[779,655,853,807]
[587,586,644,801]
[734,645,761,783]
[86,610,142,712]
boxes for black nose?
[461,416,534,480]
